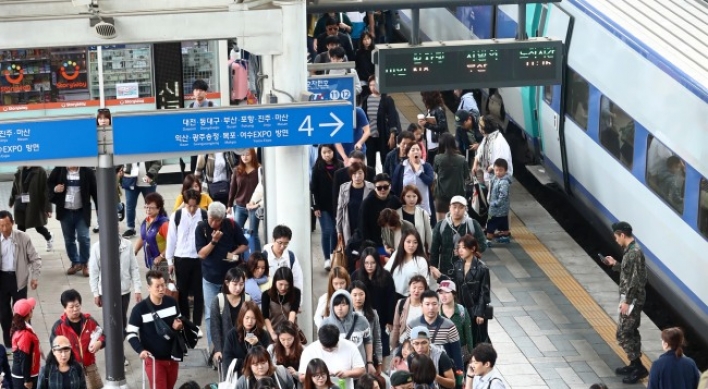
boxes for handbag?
[146,300,176,341]
[484,305,494,320]
[121,176,138,190]
[331,236,346,270]
[209,180,230,198]
[218,359,239,389]
[84,364,103,389]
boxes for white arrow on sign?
[319,112,344,137]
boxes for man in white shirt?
[299,324,365,389]
[261,225,304,292]
[465,343,507,389]
[165,189,207,325]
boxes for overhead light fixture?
[91,17,117,39]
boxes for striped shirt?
[405,315,464,370]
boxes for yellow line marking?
[510,212,652,383]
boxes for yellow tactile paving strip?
[392,90,651,384]
[510,212,653,378]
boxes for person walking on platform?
[0,211,41,349]
[601,221,648,384]
[647,327,699,389]
[9,166,54,251]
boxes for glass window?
[88,44,153,99]
[699,178,708,239]
[566,68,589,130]
[182,41,219,98]
[543,85,553,104]
[646,135,685,213]
[599,96,634,169]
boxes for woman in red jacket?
[11,298,40,389]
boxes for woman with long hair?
[384,229,429,301]
[355,32,376,95]
[433,132,469,222]
[10,298,40,389]
[647,327,700,389]
[234,346,294,389]
[223,301,271,374]
[390,276,428,349]
[134,192,169,276]
[228,148,262,251]
[211,267,251,367]
[351,247,396,361]
[173,173,213,211]
[303,359,338,389]
[311,144,344,271]
[452,234,491,346]
[391,143,434,216]
[418,91,448,164]
[397,185,433,253]
[314,267,351,329]
[267,321,304,385]
[245,252,271,305]
[348,281,383,372]
[262,267,302,342]
[38,335,86,389]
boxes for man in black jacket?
[358,173,402,249]
[361,76,401,170]
[48,167,98,277]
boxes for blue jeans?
[234,206,261,253]
[59,209,91,265]
[202,278,222,349]
[318,211,337,259]
[124,185,157,229]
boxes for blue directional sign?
[307,74,356,106]
[112,102,354,156]
[0,117,98,164]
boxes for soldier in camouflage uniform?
[602,221,648,384]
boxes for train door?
[536,3,573,188]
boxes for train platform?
[0,96,661,388]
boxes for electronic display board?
[374,38,563,93]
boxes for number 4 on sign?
[298,116,314,136]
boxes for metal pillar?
[266,0,314,341]
[411,8,420,45]
[517,3,528,40]
[96,154,127,388]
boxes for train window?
[646,135,685,213]
[599,96,634,169]
[699,178,708,239]
[543,85,553,104]
[566,68,589,130]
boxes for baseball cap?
[410,326,430,339]
[13,298,36,317]
[450,195,467,207]
[611,221,632,234]
[390,371,412,386]
[438,279,456,293]
[455,110,471,125]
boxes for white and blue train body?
[400,0,708,340]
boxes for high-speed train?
[399,0,708,341]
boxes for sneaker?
[122,229,136,238]
[124,357,129,366]
[82,265,90,277]
[615,364,635,375]
[46,233,54,252]
[118,202,126,222]
[324,259,331,271]
[496,236,511,244]
[66,264,81,275]
[92,226,99,233]
[485,240,493,248]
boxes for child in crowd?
[486,158,512,243]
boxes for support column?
[265,0,314,340]
[96,154,127,389]
[411,8,420,45]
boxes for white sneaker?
[324,259,331,271]
[124,357,129,366]
[46,233,54,252]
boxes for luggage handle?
[142,354,156,389]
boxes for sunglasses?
[52,346,72,352]
[376,185,390,191]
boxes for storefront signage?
[307,74,356,106]
[112,102,354,157]
[0,116,98,164]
